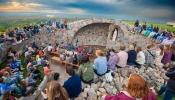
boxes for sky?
[0,0,175,20]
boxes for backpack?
[105,70,113,82]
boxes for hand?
[102,95,106,99]
[41,91,47,99]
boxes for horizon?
[0,0,175,23]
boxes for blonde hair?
[129,45,134,50]
[46,81,68,100]
[96,50,104,56]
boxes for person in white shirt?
[47,44,52,51]
[37,57,42,65]
[135,47,145,68]
[28,44,35,53]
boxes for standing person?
[77,56,94,84]
[94,50,107,76]
[127,45,137,65]
[162,45,172,64]
[72,54,78,68]
[116,46,128,68]
[144,44,156,67]
[42,81,68,100]
[63,66,82,99]
[88,47,93,54]
[102,74,156,100]
[134,47,145,68]
[107,49,118,70]
[153,45,164,68]
[157,66,175,100]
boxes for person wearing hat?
[127,45,137,66]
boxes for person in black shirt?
[131,20,139,33]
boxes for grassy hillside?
[123,20,175,32]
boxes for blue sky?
[0,0,175,20]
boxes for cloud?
[0,0,174,20]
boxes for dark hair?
[120,46,126,51]
[81,56,89,64]
[110,49,115,53]
[53,73,60,80]
[66,66,75,76]
[0,78,3,83]
[147,44,154,49]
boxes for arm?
[94,59,98,70]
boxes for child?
[153,45,164,68]
[65,54,71,63]
[162,45,172,64]
[20,81,29,96]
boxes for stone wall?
[72,23,110,46]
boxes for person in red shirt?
[44,64,52,75]
[38,48,44,57]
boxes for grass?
[0,53,44,98]
[123,20,175,32]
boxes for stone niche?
[72,23,111,46]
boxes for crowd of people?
[130,20,175,45]
[0,19,175,100]
[0,19,68,46]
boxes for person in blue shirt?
[20,81,29,96]
[67,44,72,51]
[144,24,153,36]
[63,66,82,99]
[94,50,107,76]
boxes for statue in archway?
[112,28,118,41]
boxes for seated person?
[30,66,41,80]
[77,56,94,84]
[65,54,72,63]
[47,44,52,52]
[127,45,137,65]
[0,78,20,95]
[63,66,82,98]
[88,47,93,54]
[44,64,52,75]
[26,73,37,87]
[116,46,128,68]
[2,71,19,87]
[60,53,66,61]
[28,44,35,53]
[20,81,29,97]
[94,50,107,76]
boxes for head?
[125,74,150,99]
[2,91,11,100]
[147,44,154,50]
[110,49,115,55]
[136,47,142,53]
[66,66,75,76]
[164,45,171,51]
[157,45,164,55]
[81,56,89,64]
[53,73,60,81]
[120,45,126,51]
[0,78,4,83]
[5,67,11,75]
[46,81,68,100]
[3,71,9,77]
[129,45,135,50]
[95,50,104,57]
[21,81,27,87]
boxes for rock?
[80,92,87,99]
[112,88,118,95]
[91,83,98,91]
[84,88,90,93]
[110,81,115,86]
[97,91,100,96]
[98,88,106,93]
[101,82,106,87]
[75,97,83,100]
[161,73,169,80]
[106,87,113,94]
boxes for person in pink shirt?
[44,64,52,75]
[116,45,128,68]
[102,74,156,100]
